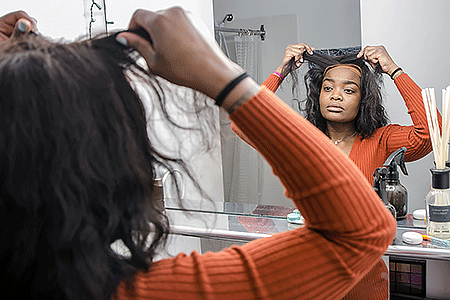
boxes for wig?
[283,51,389,138]
[0,32,212,299]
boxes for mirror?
[213,0,450,222]
[214,0,363,208]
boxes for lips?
[327,104,344,112]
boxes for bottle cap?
[402,231,423,245]
[430,168,450,189]
[387,164,399,181]
[287,210,304,224]
[412,209,426,220]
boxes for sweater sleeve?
[229,73,284,147]
[116,88,396,300]
[385,73,442,161]
[261,73,283,92]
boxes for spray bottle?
[384,147,408,219]
[372,147,409,219]
[373,166,397,219]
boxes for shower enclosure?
[216,16,267,205]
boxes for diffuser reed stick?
[422,87,450,205]
[422,87,449,168]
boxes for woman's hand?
[116,7,260,114]
[0,11,36,42]
[116,7,253,102]
[274,43,315,77]
[357,45,401,78]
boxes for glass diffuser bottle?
[425,167,450,240]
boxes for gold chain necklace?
[332,131,357,145]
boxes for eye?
[344,88,355,94]
[323,86,332,92]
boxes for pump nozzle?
[383,147,408,179]
[372,167,388,200]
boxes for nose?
[330,92,342,101]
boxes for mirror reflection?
[214,0,362,207]
[213,0,450,230]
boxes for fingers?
[357,45,396,74]
[125,9,157,37]
[11,18,34,37]
[282,43,315,68]
[116,7,243,99]
[358,45,376,60]
[1,10,35,28]
[116,8,180,74]
[357,48,364,58]
[125,7,189,48]
[0,11,37,42]
[117,31,156,67]
[302,43,315,55]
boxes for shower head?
[222,13,234,23]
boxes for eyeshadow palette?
[389,257,426,298]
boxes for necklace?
[331,131,357,145]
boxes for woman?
[0,9,395,299]
[230,44,441,300]
[247,43,441,184]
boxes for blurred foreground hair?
[0,32,213,299]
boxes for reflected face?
[319,66,361,124]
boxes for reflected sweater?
[242,73,441,183]
[116,87,396,300]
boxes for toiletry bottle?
[372,167,397,219]
[383,147,408,219]
[425,167,450,240]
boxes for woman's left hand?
[357,45,399,77]
[0,11,36,42]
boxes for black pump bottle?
[384,147,408,219]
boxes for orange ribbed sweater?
[231,72,441,300]
[115,88,396,299]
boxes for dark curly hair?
[283,51,389,139]
[0,32,212,299]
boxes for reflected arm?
[385,73,442,161]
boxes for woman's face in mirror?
[319,66,361,124]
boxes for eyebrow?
[323,77,360,87]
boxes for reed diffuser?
[422,87,450,240]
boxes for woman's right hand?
[116,7,259,111]
[274,43,315,77]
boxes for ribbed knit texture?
[115,87,396,300]
[230,72,440,299]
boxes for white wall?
[360,0,450,214]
